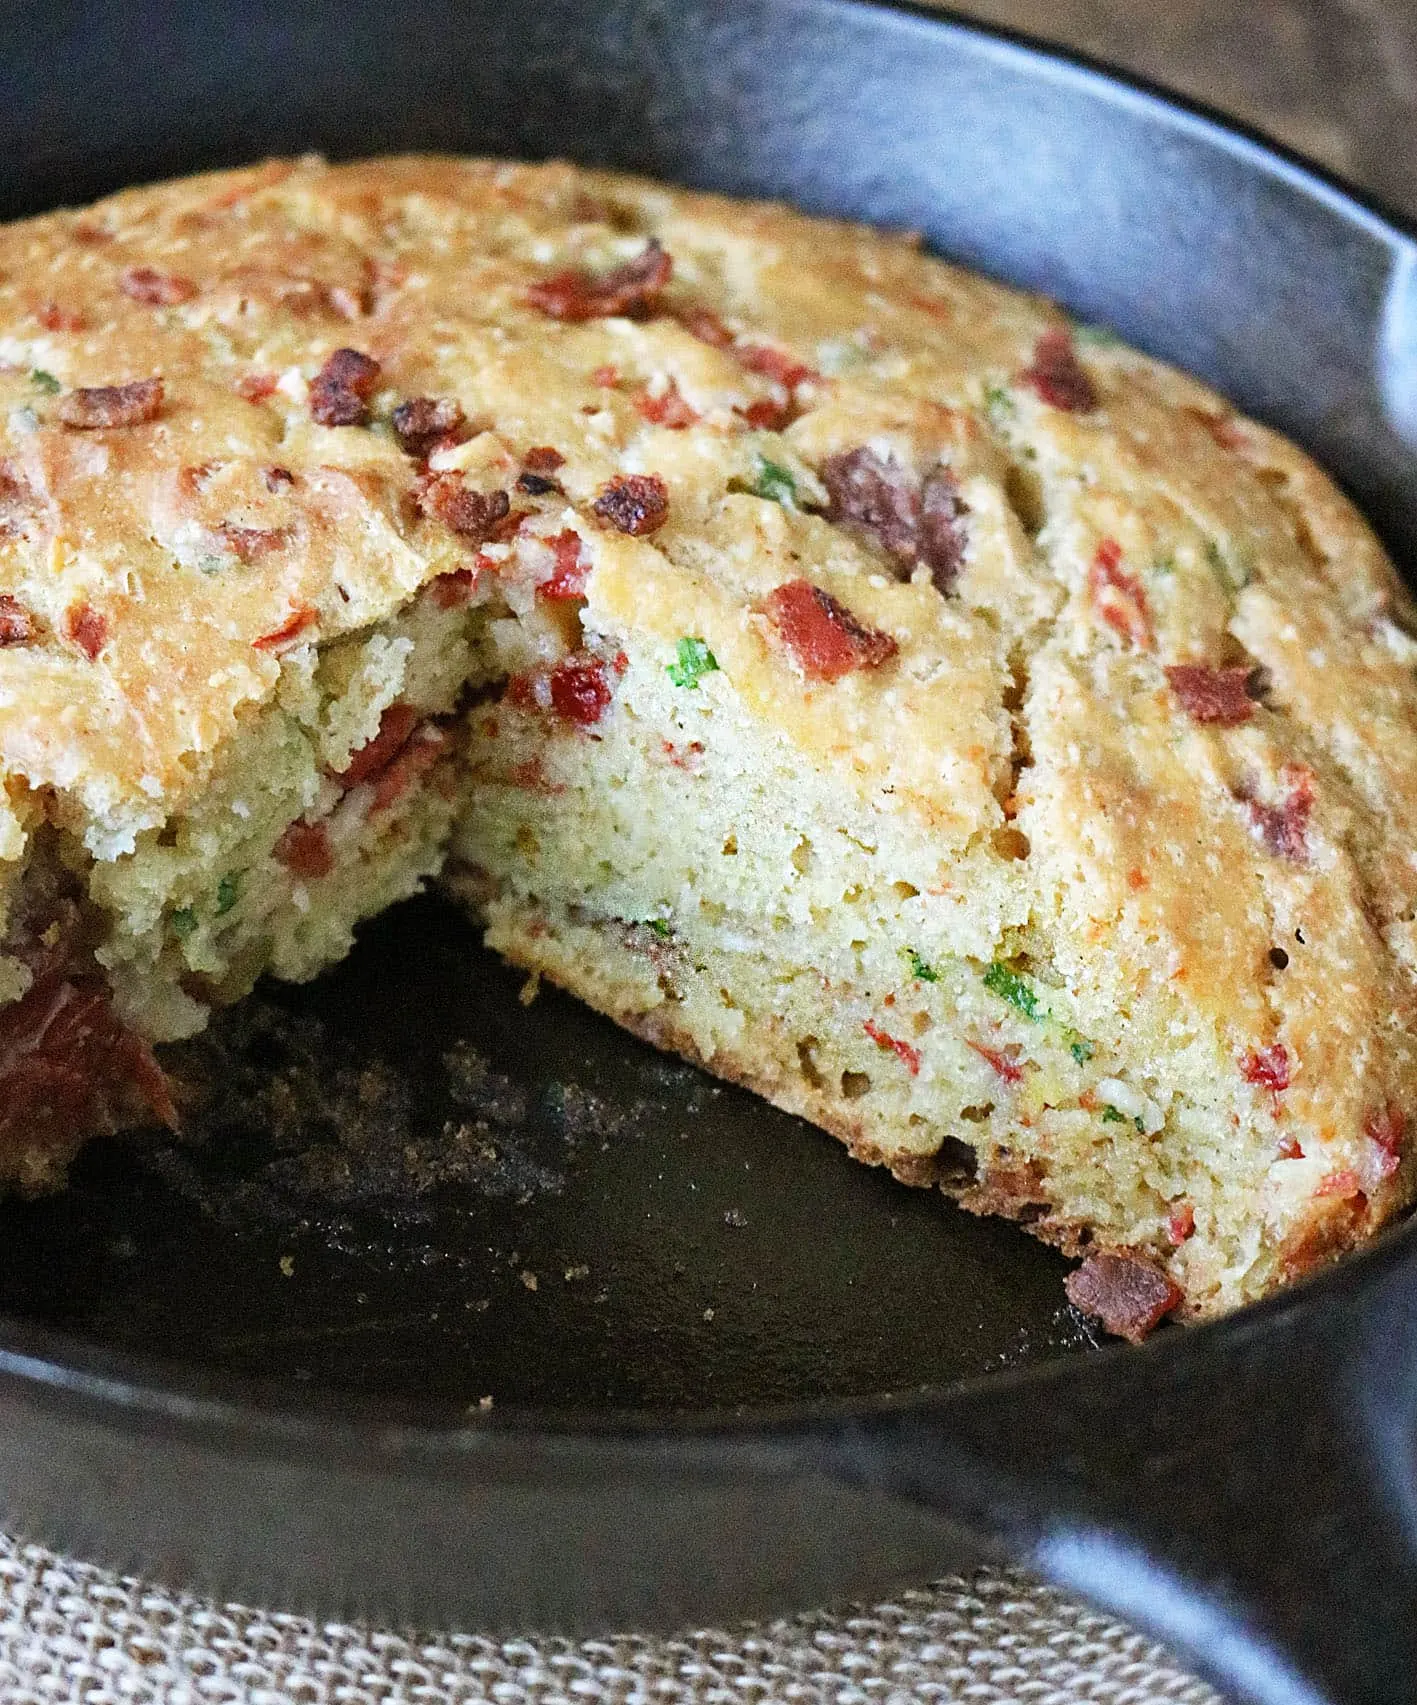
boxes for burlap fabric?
[0,1538,1222,1704]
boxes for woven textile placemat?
[0,1538,1223,1705]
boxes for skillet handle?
[818,1231,1417,1705]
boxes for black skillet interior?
[2,4,1417,1703]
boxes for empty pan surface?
[1,6,1417,1705]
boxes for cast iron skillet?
[0,2,1414,1701]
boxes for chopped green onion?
[1067,1034,1095,1065]
[29,369,60,394]
[214,873,241,916]
[983,961,1045,1022]
[904,947,939,983]
[983,382,1016,429]
[170,907,197,940]
[645,918,672,938]
[667,635,719,689]
[1101,1103,1128,1124]
[748,455,798,506]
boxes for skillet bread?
[0,155,1413,1336]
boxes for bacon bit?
[120,266,197,306]
[1020,328,1097,411]
[37,301,86,332]
[1065,1253,1182,1341]
[416,473,512,541]
[677,305,734,348]
[967,1039,1024,1084]
[612,649,629,675]
[1316,1168,1364,1200]
[1242,764,1315,862]
[1364,1103,1406,1181]
[0,595,35,646]
[391,395,466,459]
[1165,663,1256,725]
[538,530,588,601]
[253,605,317,652]
[761,579,898,682]
[1277,1133,1304,1160]
[338,703,420,788]
[371,723,448,811]
[63,602,107,660]
[549,657,613,726]
[429,564,483,608]
[1089,538,1152,649]
[274,818,334,880]
[634,378,699,428]
[57,378,164,430]
[737,342,817,390]
[863,1019,922,1076]
[737,397,794,431]
[237,373,280,403]
[819,448,967,592]
[216,524,287,564]
[592,473,669,536]
[1166,1201,1196,1245]
[523,445,564,474]
[1242,1042,1291,1102]
[661,738,705,771]
[263,465,295,492]
[591,364,621,389]
[526,238,672,321]
[308,347,381,427]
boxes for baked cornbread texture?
[0,154,1413,1334]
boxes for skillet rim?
[0,0,1414,1456]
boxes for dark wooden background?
[944,0,1416,217]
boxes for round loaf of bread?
[0,154,1411,1333]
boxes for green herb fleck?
[29,369,60,395]
[645,918,672,938]
[214,873,241,916]
[170,907,197,940]
[667,635,720,689]
[983,961,1045,1022]
[983,381,1016,430]
[904,947,939,983]
[1204,537,1252,593]
[748,455,798,506]
[1101,1103,1128,1124]
[1067,1033,1095,1065]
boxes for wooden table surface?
[944,0,1417,218]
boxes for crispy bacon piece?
[1364,1103,1406,1182]
[0,595,34,646]
[967,1038,1024,1084]
[737,342,818,390]
[1065,1252,1182,1342]
[819,448,968,591]
[337,702,420,788]
[1165,663,1256,725]
[592,473,669,536]
[1167,1201,1196,1245]
[1020,328,1097,412]
[550,657,613,726]
[120,266,198,306]
[517,445,566,495]
[677,305,734,348]
[416,474,512,541]
[1241,763,1315,862]
[236,373,280,403]
[634,378,699,429]
[538,530,588,601]
[371,723,449,811]
[761,579,897,682]
[263,465,295,492]
[526,238,672,321]
[308,347,381,428]
[863,1019,922,1076]
[253,605,317,652]
[1089,538,1152,649]
[57,378,164,430]
[737,397,793,431]
[1242,1042,1291,1101]
[216,524,287,564]
[391,395,466,459]
[274,819,334,880]
[429,564,483,608]
[0,970,178,1159]
[63,602,107,660]
[1316,1169,1364,1201]
[37,301,85,333]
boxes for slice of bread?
[0,155,1412,1333]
